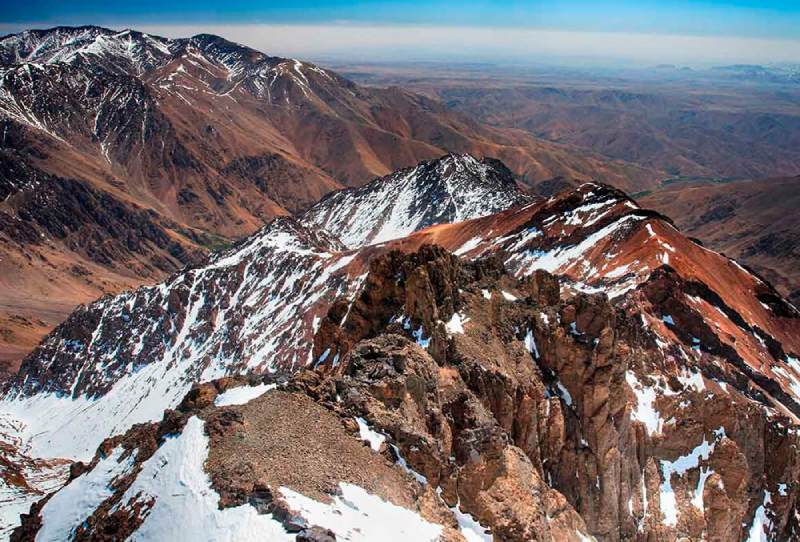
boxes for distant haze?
[1,22,798,67]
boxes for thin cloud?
[137,23,800,65]
[1,22,798,65]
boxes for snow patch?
[451,503,493,542]
[390,444,428,485]
[501,290,517,301]
[445,312,470,335]
[413,326,431,349]
[745,490,772,542]
[356,417,386,451]
[37,446,136,541]
[677,368,705,393]
[524,329,539,359]
[626,372,663,437]
[455,236,484,256]
[691,467,713,509]
[556,381,573,406]
[281,482,443,542]
[659,428,725,526]
[214,383,276,407]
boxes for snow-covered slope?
[2,218,361,462]
[302,153,531,248]
[0,26,329,93]
[0,27,347,159]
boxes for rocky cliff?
[12,246,799,540]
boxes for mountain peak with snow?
[301,153,532,248]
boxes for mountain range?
[0,24,799,542]
[0,26,662,371]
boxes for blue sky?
[2,1,799,64]
[3,1,800,39]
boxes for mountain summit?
[302,153,532,248]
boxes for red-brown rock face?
[307,246,800,541]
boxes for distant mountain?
[0,26,662,369]
[426,80,800,180]
[641,175,800,306]
[712,64,800,84]
[3,179,799,540]
[302,153,532,248]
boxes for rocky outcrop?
[308,247,800,541]
[15,246,798,541]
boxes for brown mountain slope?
[340,62,800,181]
[640,176,800,306]
[0,151,210,375]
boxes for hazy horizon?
[2,1,800,67]
[1,21,799,68]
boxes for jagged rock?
[297,526,337,542]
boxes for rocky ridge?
[11,245,800,541]
[1,179,799,539]
[641,175,800,307]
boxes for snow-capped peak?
[0,26,174,75]
[0,25,350,135]
[301,153,532,248]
